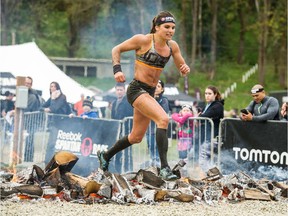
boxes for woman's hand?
[114,72,126,83]
[179,64,190,77]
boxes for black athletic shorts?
[127,79,156,105]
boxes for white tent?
[0,42,94,103]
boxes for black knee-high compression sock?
[156,128,169,169]
[104,135,132,161]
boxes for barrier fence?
[1,111,286,180]
[0,112,215,178]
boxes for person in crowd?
[146,80,169,166]
[80,98,99,119]
[23,76,44,161]
[199,85,224,141]
[111,82,134,173]
[74,93,85,116]
[171,104,194,160]
[1,91,15,117]
[41,81,72,115]
[104,101,112,119]
[280,102,287,121]
[24,76,43,112]
[197,85,224,169]
[97,11,190,180]
[240,84,280,122]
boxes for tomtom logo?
[233,147,288,165]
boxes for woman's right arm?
[112,34,147,83]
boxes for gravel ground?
[1,199,287,216]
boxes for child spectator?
[80,99,99,119]
[171,104,194,160]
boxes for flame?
[89,193,103,198]
[10,163,18,182]
[17,194,32,200]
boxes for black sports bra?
[135,34,172,69]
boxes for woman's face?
[50,83,57,92]
[205,88,216,103]
[156,23,175,40]
[155,82,164,96]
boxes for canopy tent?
[0,42,94,103]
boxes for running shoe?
[159,167,178,181]
[97,151,109,171]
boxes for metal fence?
[1,112,216,178]
[117,116,216,177]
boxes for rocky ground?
[1,199,288,216]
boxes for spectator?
[41,81,72,115]
[80,98,99,119]
[111,82,134,173]
[146,80,169,166]
[74,93,85,116]
[280,102,288,121]
[23,76,44,161]
[1,91,15,117]
[197,86,224,169]
[97,11,190,180]
[240,84,280,122]
[104,102,112,119]
[199,85,224,141]
[171,104,194,160]
[24,76,43,112]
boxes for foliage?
[1,0,286,110]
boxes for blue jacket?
[80,110,99,119]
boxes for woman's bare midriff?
[134,61,163,87]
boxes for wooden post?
[12,76,26,165]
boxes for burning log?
[154,190,168,201]
[109,173,136,203]
[243,188,271,201]
[272,181,288,197]
[1,184,43,199]
[44,151,78,174]
[167,188,194,202]
[240,172,275,200]
[202,167,223,181]
[171,159,187,179]
[65,172,102,197]
[44,167,62,187]
[136,169,165,189]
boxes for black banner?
[46,116,121,176]
[221,119,288,171]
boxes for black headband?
[155,16,175,25]
[251,88,264,94]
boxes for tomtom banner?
[45,116,121,176]
[221,119,288,168]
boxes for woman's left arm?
[170,41,190,76]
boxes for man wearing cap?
[241,84,280,122]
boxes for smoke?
[220,149,288,181]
